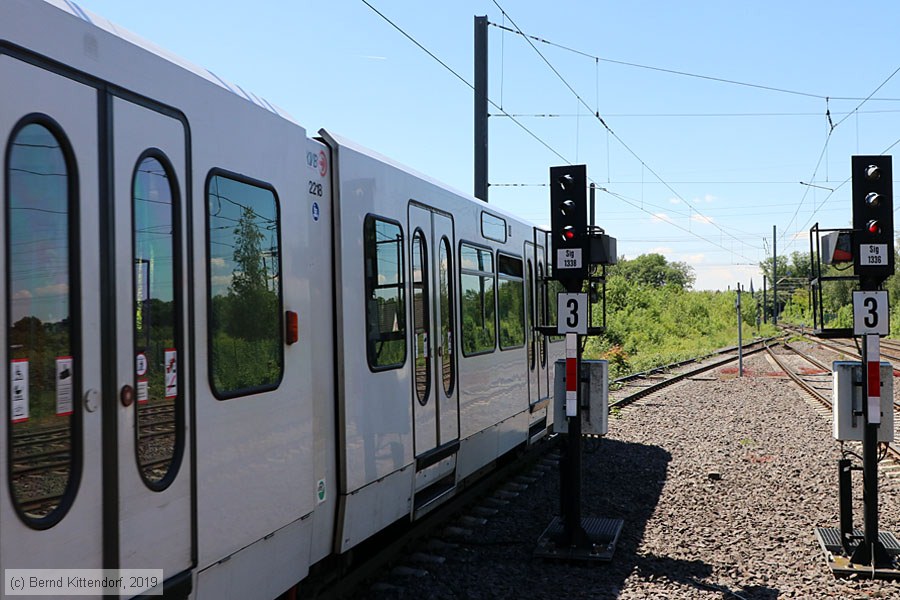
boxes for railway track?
[608,336,779,410]
[767,341,900,466]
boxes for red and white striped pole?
[866,334,881,424]
[566,333,578,417]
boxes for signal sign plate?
[860,244,889,266]
[853,290,889,336]
[557,292,588,335]
[556,248,583,269]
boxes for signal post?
[814,156,900,578]
[534,165,622,562]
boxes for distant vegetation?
[584,253,777,378]
[763,246,900,336]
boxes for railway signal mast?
[813,156,900,577]
[535,165,621,562]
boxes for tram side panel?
[455,214,533,480]
[301,136,339,567]
[326,130,545,551]
[324,132,416,551]
[186,91,321,598]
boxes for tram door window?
[412,230,431,405]
[438,237,454,395]
[133,154,181,487]
[6,120,79,525]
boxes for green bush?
[585,273,774,377]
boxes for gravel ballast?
[358,350,900,599]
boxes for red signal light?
[868,220,882,235]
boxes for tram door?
[525,242,548,406]
[536,251,550,402]
[408,204,459,459]
[1,53,105,574]
[110,98,193,577]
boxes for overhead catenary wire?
[486,12,900,257]
[361,0,759,263]
[487,20,900,103]
[360,0,569,165]
[780,64,900,251]
[490,0,762,254]
[600,188,758,264]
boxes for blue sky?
[72,0,900,290]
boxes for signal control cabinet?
[832,361,894,442]
[553,359,608,436]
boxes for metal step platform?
[534,516,624,562]
[815,527,900,579]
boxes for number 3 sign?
[853,290,889,336]
[557,293,588,335]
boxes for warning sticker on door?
[56,356,73,416]
[11,358,29,423]
[136,352,148,377]
[164,348,177,399]
[137,378,149,404]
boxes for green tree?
[608,253,695,289]
[226,206,278,341]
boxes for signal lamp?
[851,155,894,287]
[867,220,882,236]
[549,164,588,285]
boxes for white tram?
[0,1,563,598]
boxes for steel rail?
[612,336,779,385]
[770,342,900,464]
[765,344,831,409]
[609,342,774,410]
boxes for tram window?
[412,229,430,404]
[498,254,524,350]
[459,243,495,355]
[438,237,455,395]
[207,172,283,398]
[481,212,507,243]
[7,120,79,526]
[133,154,182,488]
[364,216,406,370]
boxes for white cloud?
[668,197,681,205]
[651,212,673,224]
[691,213,715,225]
[647,246,674,255]
[210,257,227,270]
[702,194,716,203]
[684,253,706,264]
[13,289,32,300]
[693,264,762,291]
